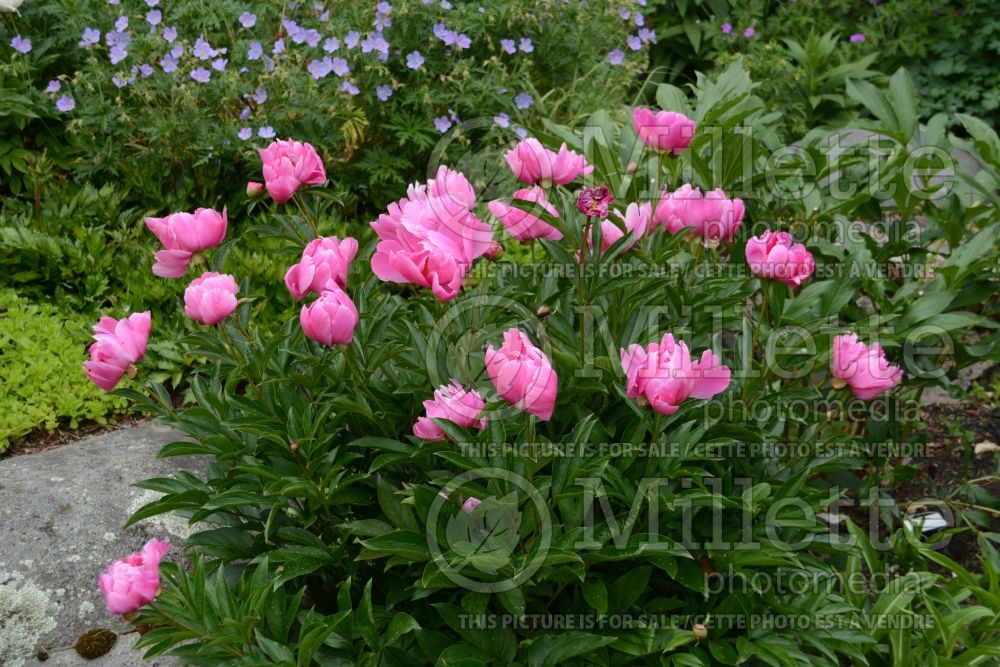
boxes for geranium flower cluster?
[16,1,646,134]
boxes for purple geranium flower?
[239,12,256,29]
[330,57,349,76]
[406,50,424,69]
[323,37,340,52]
[627,34,642,50]
[519,37,533,53]
[345,31,360,48]
[212,57,227,71]
[193,37,218,60]
[434,116,452,133]
[115,15,128,31]
[258,126,275,139]
[237,127,252,140]
[146,10,161,26]
[514,92,533,110]
[376,84,392,101]
[493,112,510,128]
[608,49,625,65]
[743,27,755,38]
[500,39,516,54]
[160,54,178,72]
[56,95,75,112]
[721,23,732,34]
[11,35,31,54]
[850,33,866,43]
[340,80,360,95]
[46,80,61,93]
[80,28,101,48]
[307,58,331,79]
[190,67,211,83]
[252,87,267,104]
[248,41,263,60]
[163,26,177,43]
[109,45,128,64]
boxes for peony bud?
[462,497,481,513]
[536,305,552,319]
[693,623,708,640]
[246,180,265,199]
[484,240,504,261]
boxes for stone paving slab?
[0,422,200,667]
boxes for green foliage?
[112,64,1000,664]
[0,289,127,452]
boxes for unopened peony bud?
[246,181,265,199]
[290,440,298,453]
[536,305,552,318]
[626,161,638,174]
[485,240,504,261]
[831,378,847,390]
[462,497,481,513]
[693,623,708,640]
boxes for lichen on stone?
[0,569,58,667]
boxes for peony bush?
[90,63,1000,665]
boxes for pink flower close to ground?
[145,208,228,278]
[184,272,238,325]
[98,538,170,615]
[285,236,359,299]
[488,186,563,242]
[831,333,903,400]
[620,333,731,415]
[83,311,151,390]
[485,328,558,421]
[258,138,326,204]
[505,137,593,187]
[299,287,359,346]
[632,107,696,154]
[370,166,493,301]
[412,380,487,440]
[744,230,815,288]
[652,184,745,242]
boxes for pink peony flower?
[412,380,487,440]
[831,334,902,400]
[745,230,815,288]
[633,107,697,154]
[284,236,359,300]
[145,208,228,278]
[485,328,558,421]
[183,272,238,325]
[299,288,359,346]
[505,138,593,187]
[258,138,326,204]
[83,311,151,391]
[98,538,170,615]
[576,185,614,219]
[596,202,650,254]
[652,184,745,242]
[488,186,563,242]
[620,333,731,415]
[370,166,493,301]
